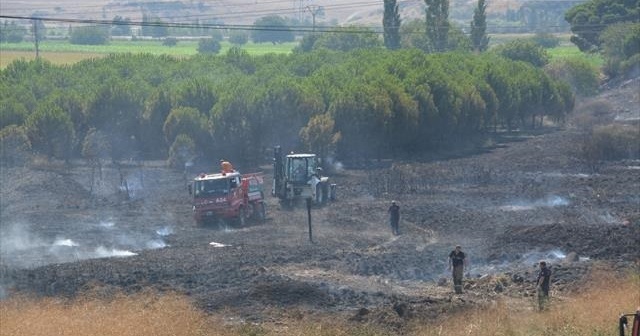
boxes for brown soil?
[1,78,639,329]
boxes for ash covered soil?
[1,79,639,328]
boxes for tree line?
[0,48,574,169]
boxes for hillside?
[2,0,529,27]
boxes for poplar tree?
[424,0,449,52]
[470,0,489,52]
[383,0,402,50]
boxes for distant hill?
[2,0,533,28]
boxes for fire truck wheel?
[238,207,247,226]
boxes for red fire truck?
[189,167,266,226]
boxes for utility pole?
[306,5,320,32]
[32,19,40,58]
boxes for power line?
[1,14,616,36]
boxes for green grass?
[547,45,604,68]
[1,37,603,70]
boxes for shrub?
[197,38,221,54]
[25,105,75,160]
[571,100,614,130]
[0,99,28,129]
[494,39,550,67]
[0,125,32,166]
[162,37,178,46]
[530,32,560,48]
[546,57,600,96]
[582,123,640,162]
[167,134,196,169]
[228,30,249,45]
[70,25,109,45]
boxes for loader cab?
[286,154,318,184]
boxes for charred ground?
[1,78,639,330]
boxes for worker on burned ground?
[388,200,400,235]
[448,245,468,294]
[536,260,552,311]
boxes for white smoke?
[93,246,137,258]
[156,226,174,236]
[0,223,45,253]
[0,218,170,269]
[53,238,79,247]
[499,195,569,211]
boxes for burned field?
[1,83,639,328]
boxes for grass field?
[1,38,603,70]
[1,268,637,336]
[547,45,604,68]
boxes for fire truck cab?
[190,169,265,226]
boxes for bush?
[571,100,614,130]
[546,57,600,96]
[228,30,249,45]
[530,33,560,48]
[167,134,196,169]
[70,26,109,45]
[0,99,28,129]
[0,125,32,166]
[163,37,178,46]
[582,123,640,162]
[0,21,27,43]
[197,38,221,54]
[494,39,550,67]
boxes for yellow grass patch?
[0,51,105,69]
[1,268,638,336]
[0,290,222,336]
[409,267,640,336]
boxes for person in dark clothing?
[536,260,552,311]
[388,201,400,235]
[448,245,468,294]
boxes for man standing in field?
[448,245,468,294]
[388,200,400,235]
[536,261,552,311]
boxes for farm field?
[1,38,602,70]
[0,40,297,68]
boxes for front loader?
[272,146,334,206]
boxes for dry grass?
[1,269,638,336]
[0,51,105,69]
[409,267,640,336]
[0,290,222,336]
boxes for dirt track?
[1,79,639,328]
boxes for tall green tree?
[565,0,640,52]
[163,106,210,150]
[425,0,449,52]
[383,0,402,50]
[470,0,489,52]
[86,82,145,160]
[311,26,382,52]
[299,113,341,160]
[0,125,31,166]
[111,16,131,36]
[252,16,295,43]
[25,104,75,160]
